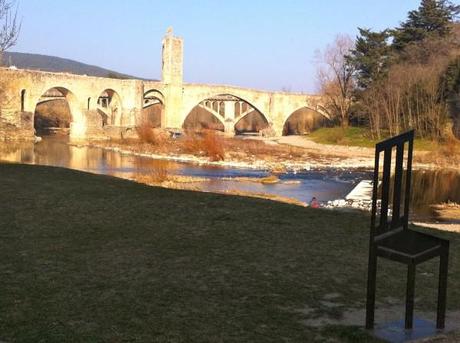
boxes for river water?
[1,137,459,223]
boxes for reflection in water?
[133,158,178,183]
[1,137,459,222]
[411,170,460,220]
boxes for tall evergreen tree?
[393,0,460,51]
[347,28,391,89]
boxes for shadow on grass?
[0,163,458,342]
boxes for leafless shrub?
[136,121,168,146]
[135,159,174,184]
[316,34,356,127]
[0,0,21,65]
[182,129,225,161]
[202,129,225,161]
[182,130,203,154]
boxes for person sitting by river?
[310,197,320,208]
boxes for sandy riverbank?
[76,134,459,173]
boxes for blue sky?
[13,0,421,92]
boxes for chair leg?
[436,245,449,330]
[405,263,416,329]
[366,251,378,329]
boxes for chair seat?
[376,229,443,264]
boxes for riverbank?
[69,135,460,228]
[1,163,460,342]
[81,132,460,172]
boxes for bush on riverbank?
[183,129,225,161]
[134,158,174,184]
[136,122,168,146]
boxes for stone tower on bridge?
[162,27,183,85]
[161,27,184,128]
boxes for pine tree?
[442,56,460,98]
[393,0,460,51]
[347,28,391,89]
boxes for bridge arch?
[97,89,123,126]
[183,96,226,132]
[33,86,81,136]
[183,93,270,135]
[143,89,165,127]
[282,106,330,136]
[144,89,164,104]
[234,105,270,135]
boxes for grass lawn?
[1,163,459,342]
[308,127,435,151]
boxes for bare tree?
[316,35,356,127]
[0,0,21,65]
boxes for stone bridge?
[0,29,329,140]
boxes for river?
[1,136,459,223]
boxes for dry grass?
[136,122,155,143]
[414,135,460,166]
[182,131,203,154]
[439,136,460,157]
[134,158,174,184]
[202,130,225,161]
[146,160,171,183]
[182,129,225,161]
[136,122,168,146]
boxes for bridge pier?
[224,101,236,135]
[163,85,184,129]
[0,83,35,140]
[69,121,87,140]
[224,120,235,135]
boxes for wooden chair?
[365,130,450,330]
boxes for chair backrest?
[370,130,414,240]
